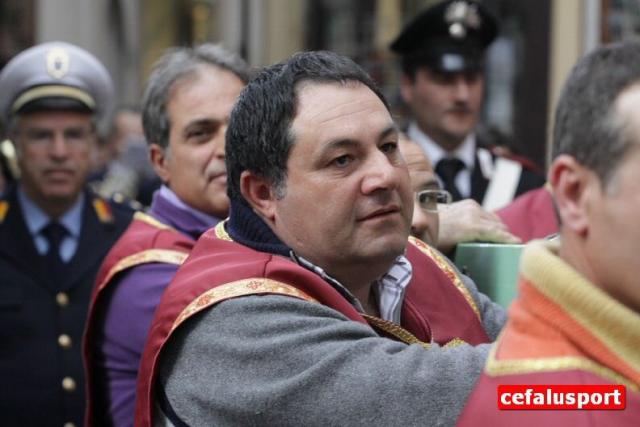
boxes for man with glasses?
[0,42,133,426]
[135,51,506,426]
[399,133,516,253]
[399,133,450,247]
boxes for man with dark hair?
[458,41,640,425]
[135,50,506,426]
[391,0,544,211]
[83,44,249,426]
[0,42,133,426]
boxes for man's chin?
[201,200,229,219]
[447,124,476,140]
[43,191,82,207]
[363,233,409,260]
[43,181,80,196]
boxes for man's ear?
[149,143,170,183]
[399,73,414,105]
[240,170,278,223]
[549,154,592,236]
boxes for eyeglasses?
[416,189,452,213]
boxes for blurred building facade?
[1,0,639,169]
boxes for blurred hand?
[437,199,521,253]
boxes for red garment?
[496,187,558,242]
[82,212,194,425]
[135,223,491,426]
[457,242,640,426]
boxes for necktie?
[42,221,68,288]
[435,158,465,201]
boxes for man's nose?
[453,77,471,101]
[361,152,399,195]
[49,132,70,158]
[411,203,430,237]
[213,124,228,159]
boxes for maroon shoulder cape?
[496,187,558,242]
[457,244,640,426]
[134,223,491,425]
[82,212,194,425]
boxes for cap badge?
[445,1,481,39]
[46,47,70,79]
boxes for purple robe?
[92,188,219,426]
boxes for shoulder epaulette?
[92,197,114,223]
[0,200,9,223]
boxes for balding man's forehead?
[399,139,433,173]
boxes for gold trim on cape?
[214,220,232,241]
[362,313,432,349]
[408,236,481,319]
[134,211,175,231]
[521,240,640,378]
[209,222,469,347]
[172,279,317,330]
[362,314,467,349]
[98,249,189,292]
[172,277,464,349]
[485,340,639,392]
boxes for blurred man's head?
[399,134,443,247]
[0,42,113,217]
[142,44,249,218]
[391,0,497,150]
[227,51,412,287]
[550,41,640,313]
[109,107,143,158]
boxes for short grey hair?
[553,41,640,187]
[141,44,250,149]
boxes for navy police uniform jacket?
[469,135,546,207]
[0,186,133,426]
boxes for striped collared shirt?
[291,252,413,323]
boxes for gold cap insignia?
[445,1,481,39]
[46,47,70,79]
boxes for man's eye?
[64,130,85,140]
[380,142,397,153]
[332,155,352,167]
[433,73,456,85]
[464,72,481,84]
[188,129,213,142]
[418,193,436,206]
[28,131,52,140]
